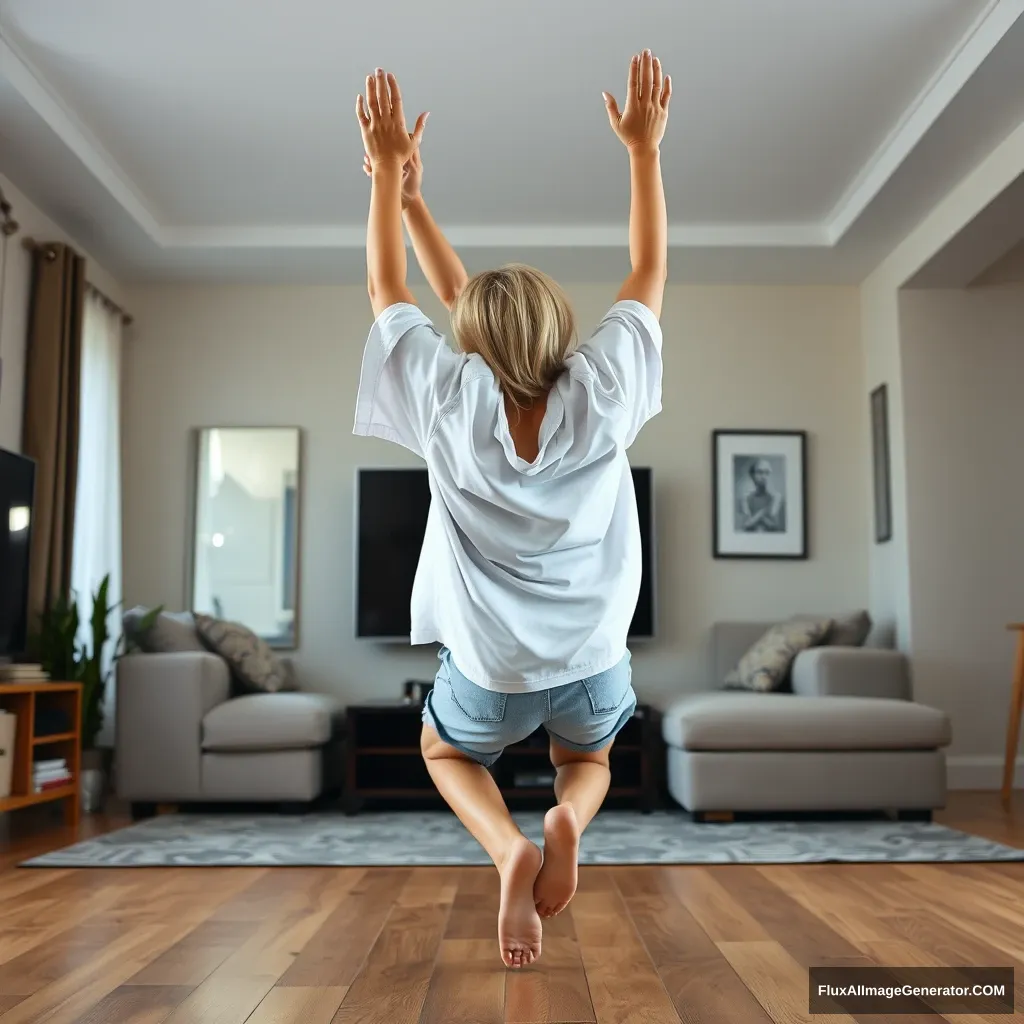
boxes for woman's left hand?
[356,68,417,166]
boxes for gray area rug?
[21,811,1024,867]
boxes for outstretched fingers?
[356,92,370,129]
[661,72,672,110]
[652,55,663,99]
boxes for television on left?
[0,448,36,661]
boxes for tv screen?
[0,449,36,659]
[356,466,655,640]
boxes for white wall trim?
[947,755,1024,791]
[826,0,1024,243]
[1,7,1017,255]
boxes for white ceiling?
[1,0,1024,284]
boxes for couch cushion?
[203,693,345,752]
[194,615,294,695]
[662,692,950,751]
[823,610,872,647]
[724,617,833,692]
[124,607,207,654]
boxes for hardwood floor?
[0,792,1022,1023]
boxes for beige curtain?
[22,242,85,627]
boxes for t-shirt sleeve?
[576,299,663,447]
[353,302,466,458]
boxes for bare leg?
[420,725,542,968]
[533,740,612,917]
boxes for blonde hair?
[450,264,577,409]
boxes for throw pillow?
[123,607,206,654]
[824,610,872,647]
[193,614,293,694]
[725,617,834,693]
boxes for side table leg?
[1002,632,1024,812]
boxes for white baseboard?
[947,755,1024,790]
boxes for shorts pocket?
[446,660,507,723]
[581,659,632,715]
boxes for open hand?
[363,112,429,207]
[356,68,417,166]
[603,50,671,153]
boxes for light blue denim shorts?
[422,647,637,767]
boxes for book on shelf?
[35,775,73,792]
[0,663,50,682]
[34,758,68,772]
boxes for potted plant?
[34,576,160,812]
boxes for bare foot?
[534,804,580,918]
[498,837,543,969]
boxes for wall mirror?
[191,427,301,648]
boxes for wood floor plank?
[332,904,450,1024]
[160,977,277,1024]
[756,866,905,948]
[665,869,771,944]
[616,870,772,1024]
[572,874,681,1024]
[247,987,348,1024]
[127,920,260,986]
[717,941,855,1024]
[613,869,719,963]
[418,939,505,1024]
[275,870,408,987]
[0,924,177,1024]
[66,984,193,1024]
[503,910,595,1024]
[708,867,871,969]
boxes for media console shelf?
[0,681,82,827]
[343,700,662,815]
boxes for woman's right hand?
[603,50,671,154]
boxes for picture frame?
[712,430,808,559]
[870,384,892,543]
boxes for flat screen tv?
[356,466,655,640]
[0,449,36,659]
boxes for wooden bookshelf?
[0,681,81,827]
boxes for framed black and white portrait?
[713,430,808,559]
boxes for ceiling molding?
[0,23,164,238]
[161,222,828,250]
[825,0,1024,244]
[1,6,1017,255]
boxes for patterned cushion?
[724,617,833,692]
[193,615,294,695]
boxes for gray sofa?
[116,651,345,818]
[662,622,951,820]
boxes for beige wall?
[0,173,126,452]
[122,283,867,707]
[899,285,1024,780]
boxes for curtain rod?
[22,237,133,326]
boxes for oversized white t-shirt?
[353,298,663,692]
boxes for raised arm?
[603,50,671,318]
[364,117,469,309]
[357,68,418,318]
